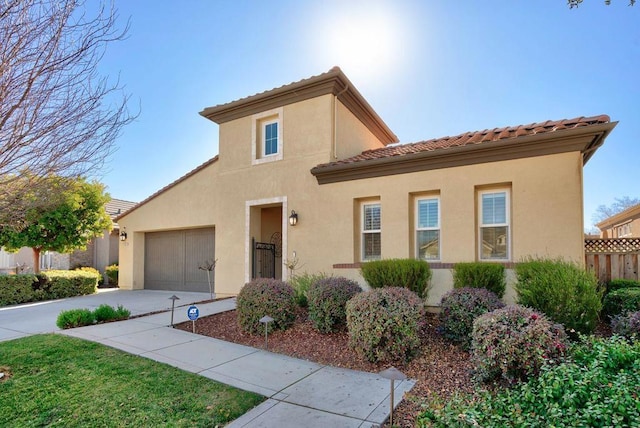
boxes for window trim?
[251,107,283,165]
[361,202,381,262]
[415,196,441,261]
[478,189,510,261]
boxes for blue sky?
[96,1,639,229]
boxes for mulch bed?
[176,308,474,427]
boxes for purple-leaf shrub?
[236,278,296,334]
[307,276,361,333]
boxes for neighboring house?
[596,203,640,238]
[0,198,136,276]
[116,67,616,305]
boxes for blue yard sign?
[187,305,199,321]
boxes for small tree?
[0,177,112,273]
[198,259,218,300]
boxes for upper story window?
[252,107,283,165]
[362,202,381,261]
[479,189,510,260]
[416,197,440,261]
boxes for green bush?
[360,258,431,298]
[471,305,567,384]
[611,311,640,339]
[94,304,130,323]
[38,270,99,299]
[0,274,37,306]
[602,288,640,320]
[515,258,603,335]
[418,336,640,427]
[307,277,361,333]
[346,287,425,363]
[607,278,640,294]
[236,278,296,334]
[56,308,95,329]
[439,287,504,349]
[105,264,119,286]
[452,262,506,298]
[288,272,328,307]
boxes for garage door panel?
[145,228,214,292]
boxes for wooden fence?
[585,238,640,283]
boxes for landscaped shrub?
[452,262,506,298]
[360,258,431,298]
[236,278,296,334]
[439,287,504,349]
[417,336,640,427]
[105,264,119,286]
[346,287,425,363]
[471,305,567,384]
[93,304,130,323]
[307,277,361,333]
[288,272,328,307]
[611,311,640,339]
[39,270,99,299]
[0,274,37,306]
[515,258,602,335]
[607,278,640,294]
[602,287,640,320]
[56,308,95,329]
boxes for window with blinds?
[416,197,440,260]
[479,190,509,260]
[362,203,381,261]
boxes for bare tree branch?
[0,0,135,227]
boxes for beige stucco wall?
[118,94,586,306]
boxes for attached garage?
[144,228,215,292]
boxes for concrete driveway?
[0,289,211,343]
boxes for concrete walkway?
[57,298,415,427]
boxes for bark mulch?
[176,308,474,427]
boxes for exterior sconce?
[119,227,127,241]
[289,210,298,226]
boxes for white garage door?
[144,228,215,292]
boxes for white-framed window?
[416,197,440,261]
[617,222,632,237]
[251,107,283,165]
[479,189,510,260]
[362,203,381,261]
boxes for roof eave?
[311,121,617,185]
[199,68,398,145]
[596,203,640,230]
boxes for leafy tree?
[0,0,134,228]
[0,177,112,273]
[593,196,640,224]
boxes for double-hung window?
[251,107,283,165]
[479,190,510,260]
[362,203,381,261]
[416,197,440,261]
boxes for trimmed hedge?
[602,287,640,320]
[452,262,506,298]
[607,279,640,294]
[515,258,603,335]
[105,264,119,286]
[0,270,99,306]
[346,287,425,363]
[236,278,296,334]
[307,277,361,333]
[0,274,37,306]
[360,258,431,298]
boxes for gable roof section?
[115,156,219,222]
[311,115,616,184]
[199,67,398,146]
[596,203,640,230]
[105,199,137,221]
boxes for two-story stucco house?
[597,203,640,239]
[117,67,616,305]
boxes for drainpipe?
[332,84,349,160]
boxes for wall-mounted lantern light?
[119,227,128,241]
[289,210,298,226]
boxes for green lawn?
[0,334,264,427]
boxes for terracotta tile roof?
[314,115,611,170]
[105,199,137,220]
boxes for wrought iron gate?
[252,238,276,279]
